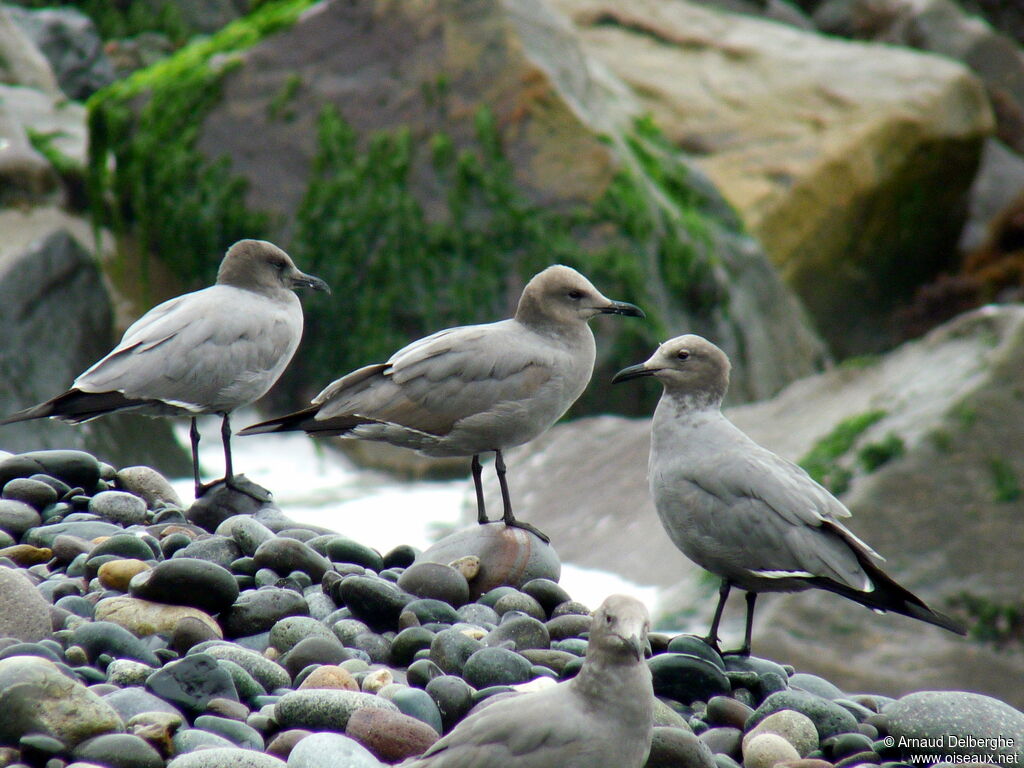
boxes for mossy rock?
[87,0,827,414]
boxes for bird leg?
[721,591,757,657]
[471,454,489,524]
[221,412,235,482]
[495,450,550,543]
[190,417,202,499]
[703,579,732,653]
[720,593,761,659]
[195,414,271,502]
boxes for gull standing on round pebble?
[1,239,329,500]
[613,334,966,654]
[401,593,654,768]
[240,265,644,541]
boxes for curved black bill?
[612,363,654,384]
[600,300,645,319]
[292,271,331,293]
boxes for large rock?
[0,219,189,475]
[0,655,124,747]
[552,0,993,356]
[0,5,59,93]
[0,85,64,206]
[815,0,1024,154]
[6,5,115,101]
[90,0,826,410]
[485,304,1024,705]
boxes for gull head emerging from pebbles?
[402,593,654,768]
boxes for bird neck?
[517,313,594,348]
[572,654,653,723]
[657,389,723,419]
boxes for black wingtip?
[238,406,322,436]
[811,568,968,637]
[1,389,138,426]
[904,602,968,636]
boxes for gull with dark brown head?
[241,265,644,540]
[2,239,329,499]
[613,334,966,654]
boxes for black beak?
[291,270,330,294]
[612,363,655,384]
[599,300,645,319]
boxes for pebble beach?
[0,448,1021,768]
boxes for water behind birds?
[171,413,664,623]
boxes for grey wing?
[671,444,881,589]
[409,690,581,768]
[75,286,301,411]
[724,444,883,560]
[313,321,557,435]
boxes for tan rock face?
[487,305,1024,706]
[551,0,995,355]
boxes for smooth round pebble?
[647,726,717,768]
[649,653,731,705]
[416,523,560,599]
[71,733,163,768]
[274,689,400,730]
[0,499,42,540]
[88,491,147,525]
[493,592,545,621]
[744,710,820,758]
[346,707,439,762]
[299,665,359,691]
[884,691,1024,764]
[167,746,286,767]
[285,731,383,768]
[336,576,414,632]
[397,562,470,606]
[130,558,240,613]
[744,733,801,768]
[0,656,123,747]
[221,586,310,638]
[462,646,533,688]
[748,690,859,741]
[266,728,312,760]
[97,559,151,592]
[115,466,182,508]
[3,478,57,511]
[146,653,238,712]
[199,644,291,691]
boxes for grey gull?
[240,264,644,541]
[613,334,966,654]
[2,239,328,499]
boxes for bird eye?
[677,350,690,360]
[568,289,584,300]
[605,614,613,624]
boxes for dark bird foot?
[496,518,551,544]
[721,645,752,657]
[701,635,723,655]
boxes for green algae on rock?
[86,0,826,413]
